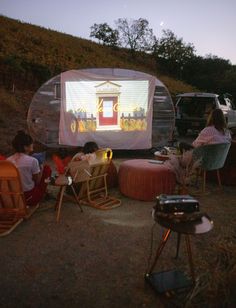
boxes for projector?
[155,194,199,214]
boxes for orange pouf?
[118,159,176,201]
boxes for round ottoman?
[118,159,176,201]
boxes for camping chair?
[54,159,91,222]
[0,161,39,236]
[77,158,121,210]
[193,143,231,193]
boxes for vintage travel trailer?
[27,68,175,149]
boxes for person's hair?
[83,141,99,154]
[12,130,33,153]
[206,108,227,133]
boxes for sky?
[1,0,236,65]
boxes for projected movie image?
[65,80,149,133]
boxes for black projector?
[155,194,199,214]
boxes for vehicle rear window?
[177,97,216,118]
[218,96,227,106]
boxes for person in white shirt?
[179,108,231,152]
[192,109,231,147]
[7,130,51,206]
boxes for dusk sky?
[1,0,236,64]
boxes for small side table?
[145,214,213,294]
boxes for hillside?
[0,15,196,154]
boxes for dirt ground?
[1,151,236,307]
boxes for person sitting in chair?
[7,130,52,206]
[73,141,117,188]
[179,108,231,153]
[73,141,99,163]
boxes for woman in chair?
[167,109,231,191]
[7,130,52,206]
[179,108,231,152]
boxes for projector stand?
[145,214,213,295]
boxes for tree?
[183,55,231,92]
[90,23,119,47]
[115,18,156,55]
[153,29,195,77]
[221,66,236,100]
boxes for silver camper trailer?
[27,68,175,149]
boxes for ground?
[0,138,236,307]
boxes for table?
[118,159,176,201]
[145,213,213,293]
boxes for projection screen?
[59,70,156,149]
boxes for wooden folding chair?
[78,160,121,210]
[54,160,91,222]
[0,161,39,237]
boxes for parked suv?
[175,92,236,136]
